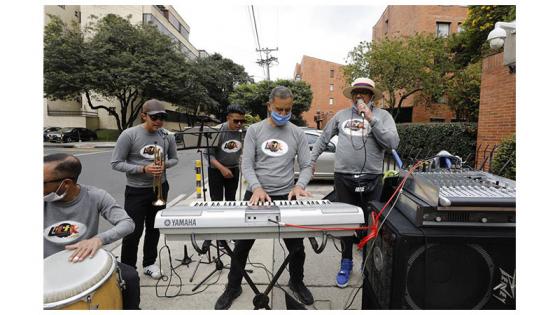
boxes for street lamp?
[487,21,516,50]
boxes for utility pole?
[256,47,278,80]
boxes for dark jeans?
[121,182,169,268]
[208,167,240,201]
[117,261,141,310]
[226,190,306,289]
[334,173,382,260]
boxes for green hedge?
[396,123,478,166]
[491,134,515,180]
[95,129,121,141]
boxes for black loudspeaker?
[362,202,516,310]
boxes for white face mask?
[44,180,68,203]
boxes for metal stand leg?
[192,241,231,292]
[221,242,296,310]
[176,245,194,267]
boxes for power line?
[248,6,265,77]
[249,5,279,81]
[256,47,278,81]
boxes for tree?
[44,14,202,132]
[191,54,253,121]
[343,34,453,120]
[447,61,481,122]
[449,5,516,67]
[229,79,313,126]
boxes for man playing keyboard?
[214,86,314,309]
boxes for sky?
[173,3,385,81]
[3,0,560,311]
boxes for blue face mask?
[271,111,292,126]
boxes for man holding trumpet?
[111,99,178,279]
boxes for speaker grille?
[404,243,494,309]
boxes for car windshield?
[61,128,74,132]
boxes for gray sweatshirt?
[203,123,244,168]
[111,125,178,188]
[311,104,399,175]
[242,120,313,196]
[44,185,135,258]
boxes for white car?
[295,129,338,180]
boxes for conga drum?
[43,249,123,310]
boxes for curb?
[44,142,116,149]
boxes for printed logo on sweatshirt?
[341,119,371,137]
[261,139,289,157]
[44,221,86,244]
[140,144,164,160]
[222,140,242,153]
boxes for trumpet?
[152,144,166,206]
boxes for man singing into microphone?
[310,78,399,288]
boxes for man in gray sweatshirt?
[44,153,139,309]
[204,104,246,201]
[111,99,178,279]
[311,78,399,288]
[215,86,315,309]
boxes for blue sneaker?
[336,258,353,288]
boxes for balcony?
[47,105,98,117]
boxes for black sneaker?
[288,280,314,305]
[214,286,242,310]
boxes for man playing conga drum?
[43,153,140,309]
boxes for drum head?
[44,249,114,306]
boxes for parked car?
[295,129,338,180]
[46,127,98,143]
[43,127,61,142]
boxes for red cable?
[356,161,423,250]
[267,161,423,249]
[283,223,369,231]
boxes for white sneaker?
[143,264,163,279]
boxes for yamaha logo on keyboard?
[164,218,197,227]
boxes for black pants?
[334,173,382,260]
[121,182,169,268]
[208,167,239,201]
[117,261,141,310]
[226,190,306,289]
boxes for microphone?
[357,99,366,118]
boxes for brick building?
[372,5,467,41]
[475,52,516,170]
[294,55,349,129]
[372,5,468,123]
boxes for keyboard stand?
[221,241,298,310]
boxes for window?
[295,74,301,81]
[330,70,334,78]
[430,118,445,123]
[179,25,189,40]
[436,22,451,37]
[457,22,463,33]
[329,98,334,105]
[329,84,334,92]
[168,13,181,31]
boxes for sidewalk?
[110,180,365,310]
[43,141,116,148]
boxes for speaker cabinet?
[362,202,515,310]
